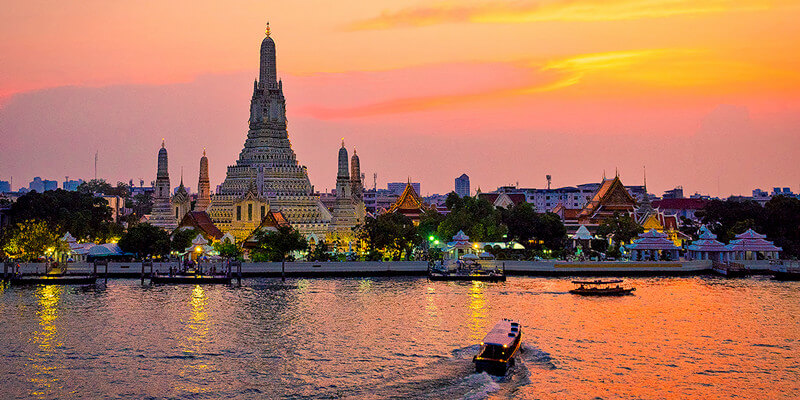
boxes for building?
[363,188,397,214]
[28,177,57,193]
[477,192,526,209]
[651,198,708,222]
[176,211,224,241]
[662,186,684,199]
[386,181,434,225]
[207,24,331,239]
[455,174,470,197]
[196,149,211,211]
[0,180,10,193]
[150,140,177,231]
[171,177,191,224]
[63,179,84,191]
[575,175,638,228]
[388,182,420,196]
[328,141,366,234]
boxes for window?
[175,207,178,219]
[248,204,253,221]
[261,206,265,220]
[236,206,242,221]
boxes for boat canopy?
[571,279,624,285]
[481,319,521,347]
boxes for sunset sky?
[1,0,799,196]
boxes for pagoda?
[207,23,331,238]
[150,140,177,231]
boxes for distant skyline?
[1,1,799,197]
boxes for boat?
[569,279,636,296]
[150,271,232,284]
[427,259,506,282]
[8,274,98,285]
[473,319,523,375]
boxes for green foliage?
[417,210,445,242]
[698,199,764,243]
[763,196,800,258]
[171,228,200,252]
[77,179,114,195]
[251,225,307,262]
[360,213,420,260]
[213,242,241,259]
[437,196,507,242]
[131,191,153,217]
[1,220,64,261]
[6,189,120,242]
[535,212,568,250]
[501,202,537,246]
[307,241,331,262]
[118,223,170,258]
[597,212,644,246]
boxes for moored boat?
[569,279,636,296]
[428,259,506,282]
[473,319,522,375]
[771,261,800,281]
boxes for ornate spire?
[341,138,345,148]
[265,21,270,37]
[203,147,206,157]
[161,138,165,148]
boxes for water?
[0,276,798,399]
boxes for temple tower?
[150,140,177,230]
[207,24,331,237]
[196,149,211,211]
[171,172,191,224]
[351,149,363,201]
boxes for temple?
[196,149,211,211]
[207,24,331,238]
[327,142,366,245]
[386,181,432,225]
[149,141,178,230]
[576,175,638,227]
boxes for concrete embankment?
[1,260,738,278]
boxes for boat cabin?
[474,319,522,375]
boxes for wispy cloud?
[300,49,686,119]
[347,0,774,30]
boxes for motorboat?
[473,319,522,375]
[569,279,636,296]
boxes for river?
[0,276,798,399]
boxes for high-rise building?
[388,182,420,196]
[150,140,177,230]
[28,177,56,192]
[207,24,331,240]
[455,174,470,197]
[196,149,211,211]
[63,179,84,191]
[0,180,11,193]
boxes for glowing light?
[195,246,202,253]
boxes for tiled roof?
[652,198,709,210]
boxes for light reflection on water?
[0,277,798,399]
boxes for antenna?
[94,150,98,180]
[373,173,377,190]
[546,174,552,190]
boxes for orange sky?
[1,0,799,196]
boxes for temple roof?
[577,176,637,220]
[626,229,680,251]
[387,182,427,213]
[177,211,224,240]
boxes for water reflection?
[468,281,487,342]
[29,285,63,398]
[176,285,210,395]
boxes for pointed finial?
[203,147,206,157]
[266,21,270,37]
[615,167,619,178]
[353,148,357,155]
[643,165,647,189]
[161,138,165,148]
[603,170,606,180]
[180,167,184,185]
[341,138,345,148]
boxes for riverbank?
[3,259,782,278]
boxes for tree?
[418,210,445,243]
[502,202,537,247]
[762,196,800,258]
[251,225,307,281]
[597,212,644,246]
[534,212,567,251]
[6,189,120,242]
[1,220,64,261]
[437,196,507,242]
[118,223,170,259]
[77,179,114,195]
[171,228,200,253]
[360,213,420,260]
[130,191,154,217]
[213,241,241,259]
[698,199,764,243]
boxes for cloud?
[347,0,774,30]
[298,49,696,119]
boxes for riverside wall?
[1,259,761,278]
